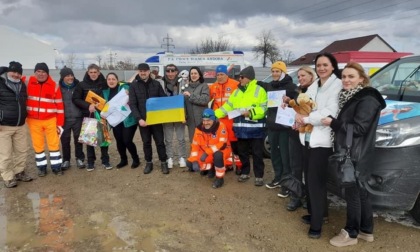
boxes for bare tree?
[190,36,232,54]
[96,55,103,67]
[279,49,295,64]
[65,53,77,69]
[115,57,136,70]
[252,30,279,67]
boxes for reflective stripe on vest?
[233,122,265,128]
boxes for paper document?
[275,106,296,127]
[228,110,242,119]
[267,90,286,108]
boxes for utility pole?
[108,50,117,69]
[161,34,175,53]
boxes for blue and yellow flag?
[146,95,185,125]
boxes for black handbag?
[328,124,357,187]
[279,174,304,198]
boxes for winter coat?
[299,75,342,147]
[128,75,166,122]
[60,78,83,122]
[215,79,267,139]
[259,75,298,131]
[72,72,108,117]
[183,81,210,140]
[0,75,27,126]
[27,75,65,126]
[329,87,386,182]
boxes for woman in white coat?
[295,53,342,239]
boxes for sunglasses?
[166,69,177,73]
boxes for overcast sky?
[1,0,419,68]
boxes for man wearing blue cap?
[187,108,229,188]
[209,65,240,163]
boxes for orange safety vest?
[188,121,230,168]
[27,76,65,126]
[209,78,239,141]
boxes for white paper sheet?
[275,106,296,127]
[267,90,286,108]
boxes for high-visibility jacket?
[188,121,230,167]
[215,79,267,139]
[209,78,239,142]
[27,76,64,126]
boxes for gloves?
[192,161,200,172]
[200,153,208,162]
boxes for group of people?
[0,52,386,247]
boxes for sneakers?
[4,178,17,188]
[358,231,374,242]
[301,215,329,225]
[76,159,86,169]
[87,163,95,172]
[103,163,113,170]
[308,228,321,239]
[15,171,33,182]
[61,161,70,170]
[161,162,169,174]
[179,157,187,168]
[287,197,302,211]
[238,174,250,182]
[212,178,224,189]
[330,229,358,247]
[167,158,173,169]
[265,180,281,189]
[255,178,264,186]
[277,187,290,198]
[144,162,153,174]
[116,160,128,168]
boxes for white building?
[0,26,55,69]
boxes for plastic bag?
[95,111,112,147]
[78,117,98,147]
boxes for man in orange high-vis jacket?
[209,65,239,150]
[187,108,229,189]
[27,63,65,177]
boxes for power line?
[161,34,175,53]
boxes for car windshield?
[371,56,420,102]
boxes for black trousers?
[139,124,167,162]
[60,118,85,161]
[289,131,304,195]
[112,123,139,161]
[344,184,374,238]
[303,143,332,231]
[87,145,109,165]
[237,138,265,178]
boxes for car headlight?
[376,117,420,147]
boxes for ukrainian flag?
[146,95,185,125]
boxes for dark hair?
[314,52,341,79]
[106,72,119,81]
[165,64,179,72]
[189,66,204,83]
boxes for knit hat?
[8,61,23,75]
[202,108,216,121]
[271,61,287,73]
[215,65,228,75]
[60,67,74,79]
[137,63,150,70]
[239,66,255,80]
[34,62,49,75]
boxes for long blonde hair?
[298,66,317,83]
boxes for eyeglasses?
[166,69,176,73]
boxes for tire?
[263,135,271,158]
[409,195,420,224]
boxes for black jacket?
[0,75,27,126]
[259,75,298,131]
[72,72,107,117]
[60,78,83,121]
[128,75,166,121]
[330,87,386,181]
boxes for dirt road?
[1,141,419,252]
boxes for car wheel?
[409,195,420,224]
[263,135,271,158]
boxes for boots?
[212,178,224,189]
[287,196,303,211]
[161,162,169,174]
[116,159,128,168]
[144,162,153,174]
[131,156,140,169]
